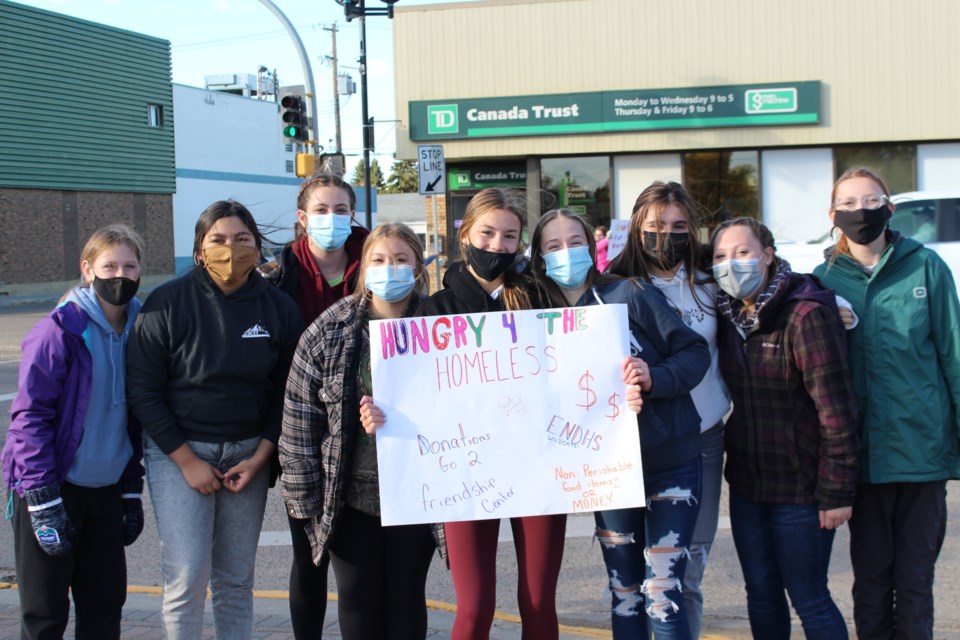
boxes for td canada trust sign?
[410,81,820,141]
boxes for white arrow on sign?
[418,144,446,196]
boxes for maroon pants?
[445,514,567,640]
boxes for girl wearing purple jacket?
[3,224,146,639]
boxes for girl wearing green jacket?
[814,167,960,640]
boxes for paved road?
[2,301,960,638]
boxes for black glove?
[121,480,145,546]
[23,484,75,557]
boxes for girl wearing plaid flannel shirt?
[712,217,859,640]
[279,223,437,640]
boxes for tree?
[383,159,418,194]
[350,158,385,189]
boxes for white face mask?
[712,258,765,300]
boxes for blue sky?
[14,0,473,172]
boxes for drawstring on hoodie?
[5,479,20,520]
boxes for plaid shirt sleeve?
[278,324,328,519]
[793,303,860,509]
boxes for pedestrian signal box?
[295,153,316,178]
[280,94,309,142]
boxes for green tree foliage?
[351,158,385,188]
[383,160,419,194]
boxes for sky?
[14,0,474,174]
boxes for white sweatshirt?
[649,265,732,431]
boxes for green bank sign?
[410,81,819,141]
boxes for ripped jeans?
[594,457,701,640]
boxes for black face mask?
[834,205,892,245]
[92,276,140,307]
[464,244,517,282]
[642,231,689,270]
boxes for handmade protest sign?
[371,304,645,526]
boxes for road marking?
[0,392,16,403]
[258,515,731,547]
[258,530,292,546]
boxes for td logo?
[427,104,458,135]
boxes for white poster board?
[371,305,645,526]
[606,219,631,261]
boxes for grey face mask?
[712,258,765,300]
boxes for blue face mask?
[543,246,593,289]
[365,264,416,302]
[306,213,353,251]
[712,258,765,300]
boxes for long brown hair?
[608,181,711,308]
[458,187,532,311]
[528,209,619,307]
[829,166,892,261]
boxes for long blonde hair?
[458,188,532,311]
[354,223,429,302]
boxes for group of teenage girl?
[4,166,958,640]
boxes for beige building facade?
[392,0,960,258]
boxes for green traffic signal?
[280,93,309,142]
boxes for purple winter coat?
[2,301,144,494]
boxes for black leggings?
[289,514,330,639]
[329,506,436,640]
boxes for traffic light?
[280,94,309,142]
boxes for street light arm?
[257,0,320,156]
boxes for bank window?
[834,145,916,194]
[683,150,760,227]
[540,156,611,230]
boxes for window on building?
[834,144,916,194]
[540,156,611,230]
[683,150,760,228]
[285,160,294,174]
[146,104,163,128]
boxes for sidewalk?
[0,584,616,640]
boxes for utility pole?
[324,23,343,155]
[359,9,372,228]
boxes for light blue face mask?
[307,213,353,251]
[712,258,765,300]
[365,264,416,302]
[543,245,593,289]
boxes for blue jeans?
[145,436,269,640]
[729,491,847,640]
[594,457,701,640]
[683,422,723,639]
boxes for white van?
[775,191,960,287]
